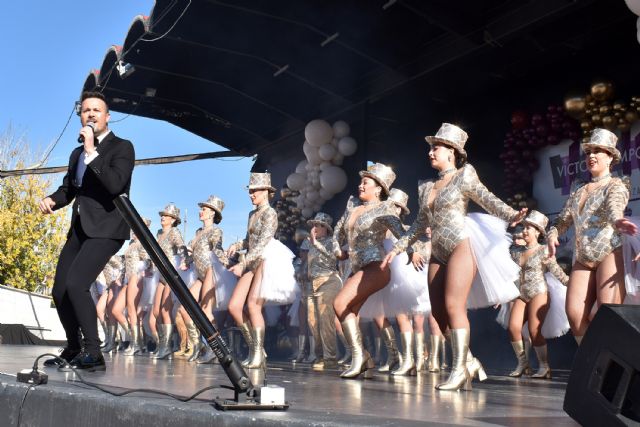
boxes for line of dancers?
[85,123,640,392]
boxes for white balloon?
[625,0,640,16]
[305,146,321,165]
[305,119,333,147]
[295,160,308,174]
[332,120,350,139]
[307,190,319,201]
[301,208,313,218]
[338,136,357,156]
[313,203,322,211]
[332,153,344,166]
[319,188,333,200]
[303,140,314,157]
[286,172,305,191]
[319,161,332,171]
[318,143,337,161]
[320,166,348,194]
[331,137,339,147]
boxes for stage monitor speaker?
[564,304,640,426]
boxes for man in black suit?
[39,91,135,371]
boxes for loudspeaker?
[564,304,640,426]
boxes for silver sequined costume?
[241,203,278,273]
[393,164,519,263]
[191,225,228,280]
[510,245,569,302]
[124,239,149,279]
[332,196,406,272]
[548,177,630,268]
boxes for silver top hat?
[359,163,396,196]
[198,195,225,223]
[523,210,548,236]
[581,128,621,165]
[388,188,410,215]
[307,212,334,233]
[425,123,468,159]
[159,203,181,225]
[247,172,276,192]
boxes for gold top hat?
[142,217,152,227]
[523,210,548,236]
[359,163,396,196]
[388,188,410,215]
[159,203,181,225]
[307,212,333,234]
[247,172,276,192]
[198,195,225,223]
[425,123,468,159]
[581,128,621,165]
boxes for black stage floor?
[0,345,578,426]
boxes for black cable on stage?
[30,353,224,403]
[16,385,32,427]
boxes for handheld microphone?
[77,122,96,143]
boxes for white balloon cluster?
[286,119,358,218]
[624,0,640,44]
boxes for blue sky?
[0,1,255,246]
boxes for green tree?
[0,127,68,291]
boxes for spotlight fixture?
[116,60,136,79]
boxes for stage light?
[116,61,135,79]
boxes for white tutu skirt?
[384,238,431,316]
[466,213,520,309]
[172,264,198,305]
[495,273,569,339]
[140,270,160,311]
[257,239,298,305]
[623,216,640,304]
[124,260,148,285]
[211,252,238,310]
[358,286,389,319]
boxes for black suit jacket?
[49,132,135,240]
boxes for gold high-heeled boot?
[392,331,416,376]
[184,322,203,360]
[154,324,174,360]
[340,317,374,379]
[532,345,552,379]
[337,332,351,366]
[427,335,442,372]
[509,340,531,377]
[466,349,487,382]
[245,326,266,369]
[436,328,472,391]
[239,322,254,367]
[415,332,425,372]
[378,326,400,372]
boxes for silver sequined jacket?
[241,203,277,273]
[103,255,124,285]
[192,225,228,280]
[548,176,630,268]
[308,236,338,280]
[510,245,569,302]
[157,227,187,260]
[393,164,519,264]
[124,239,149,279]
[332,196,406,272]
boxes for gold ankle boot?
[184,322,203,360]
[532,345,552,379]
[415,332,425,372]
[466,349,487,382]
[340,317,374,379]
[427,335,442,372]
[245,326,266,369]
[509,340,531,377]
[239,322,254,367]
[392,331,416,376]
[378,326,400,372]
[436,329,472,391]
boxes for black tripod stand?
[115,194,288,410]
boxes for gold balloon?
[591,114,602,125]
[626,111,639,123]
[513,193,523,201]
[613,102,625,111]
[580,120,593,131]
[587,101,597,108]
[582,136,590,144]
[618,119,630,132]
[590,81,614,101]
[601,115,616,130]
[599,104,611,115]
[564,96,586,119]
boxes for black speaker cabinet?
[564,304,640,426]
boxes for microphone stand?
[114,194,288,410]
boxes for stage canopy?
[82,0,639,209]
